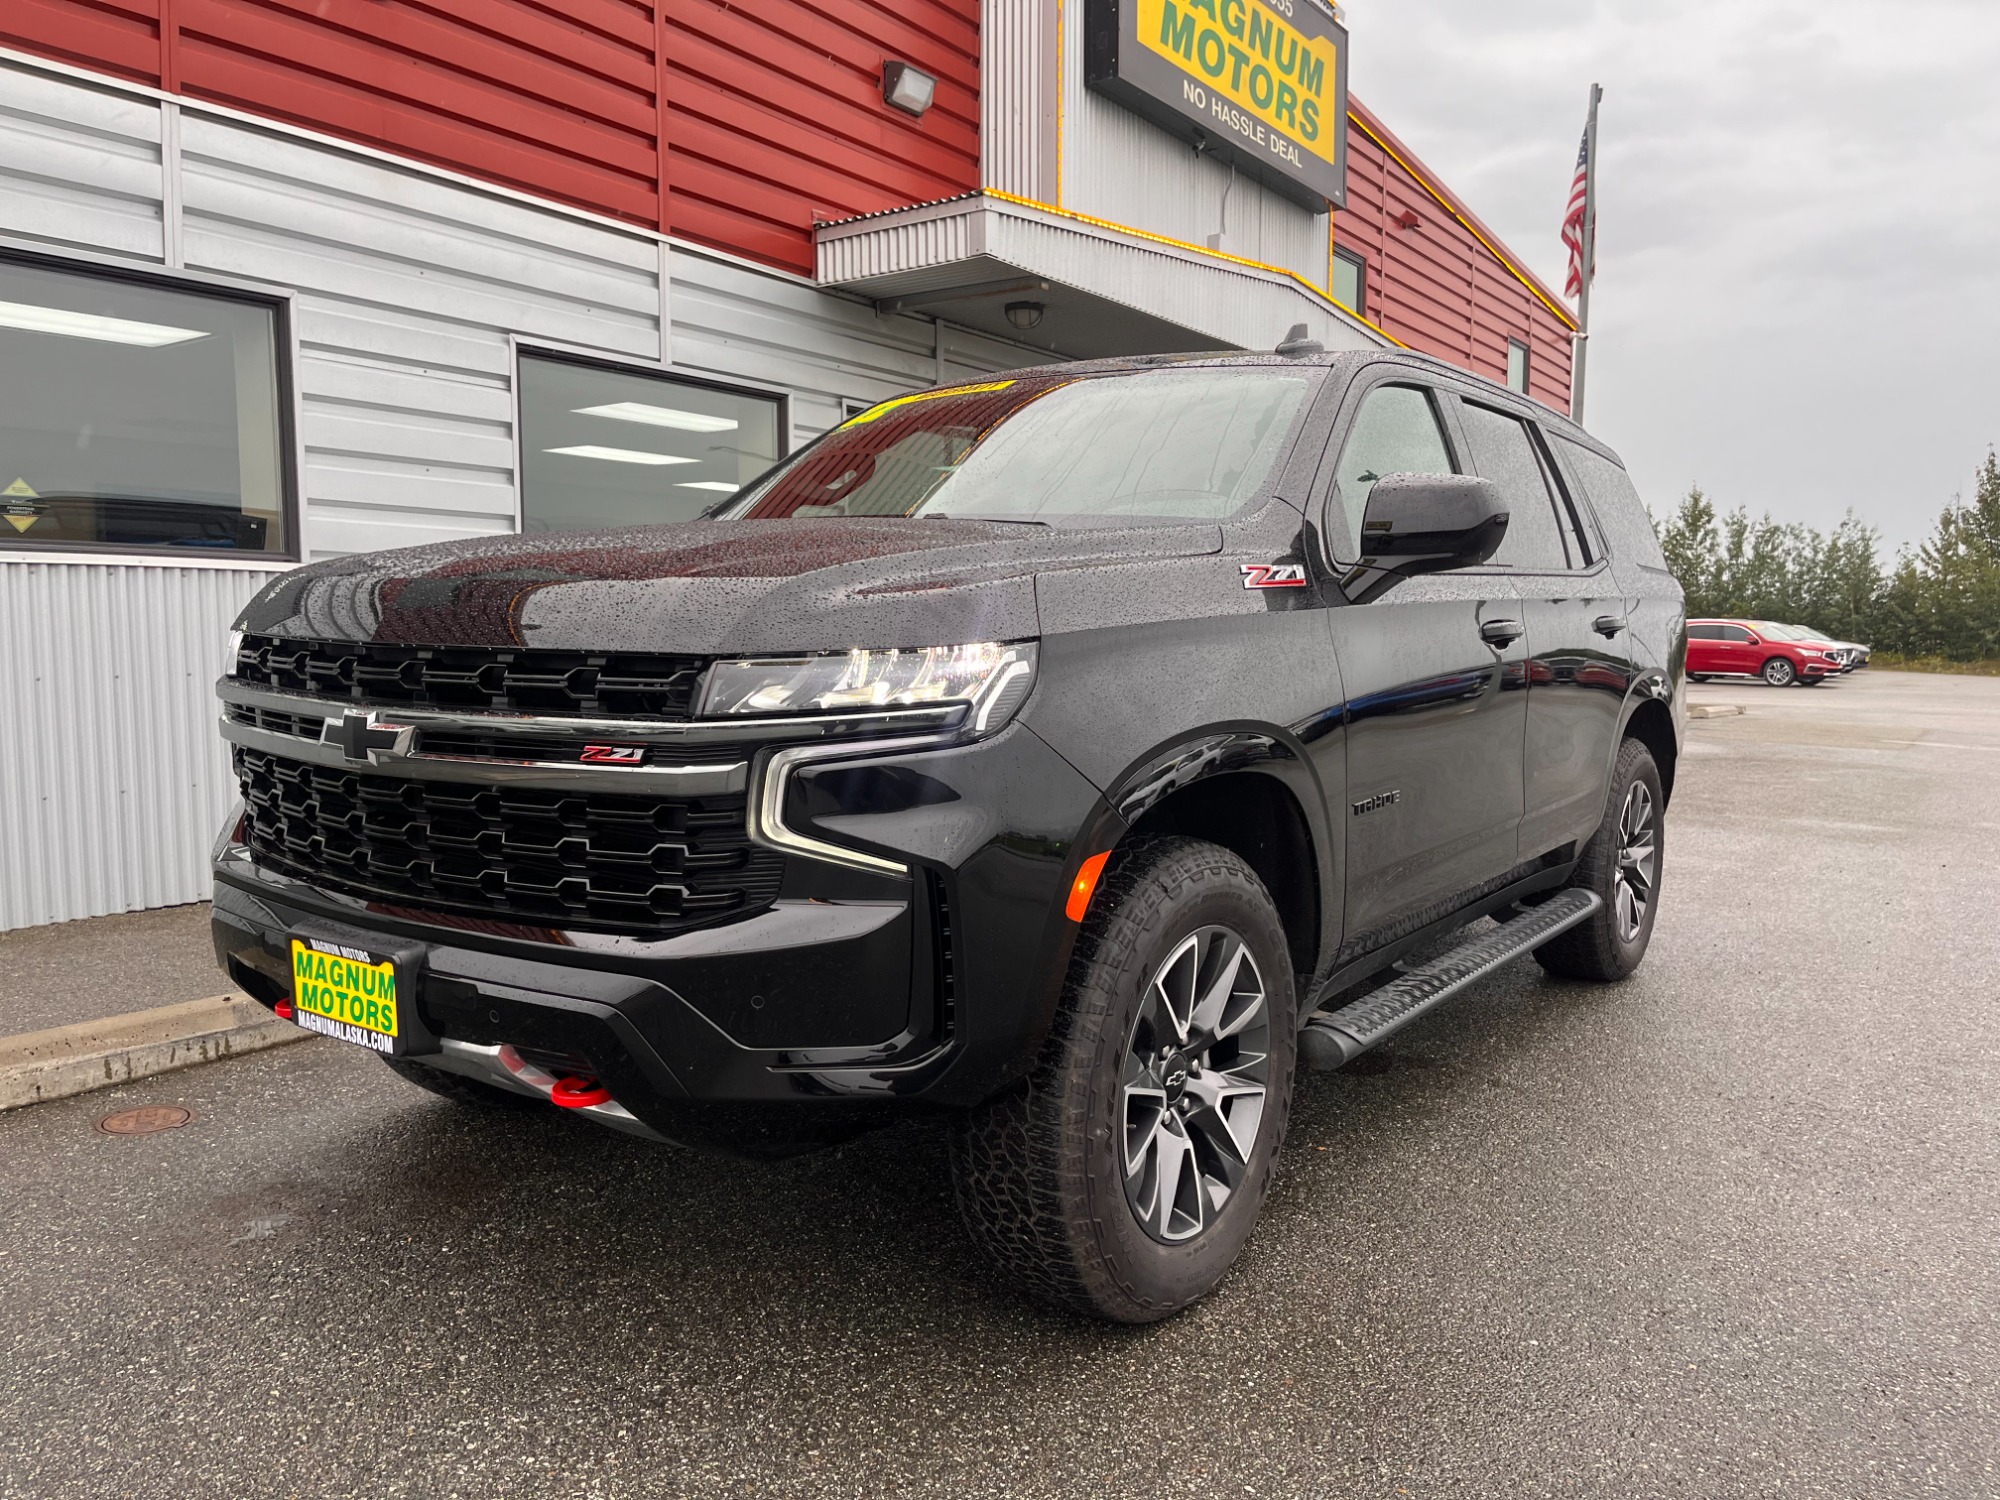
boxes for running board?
[1299,888,1603,1071]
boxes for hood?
[239,518,1224,653]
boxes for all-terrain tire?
[1534,737,1665,982]
[380,1055,541,1110]
[948,836,1297,1323]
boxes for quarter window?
[1553,437,1667,570]
[518,353,783,533]
[1456,401,1570,572]
[1328,384,1456,562]
[0,257,290,557]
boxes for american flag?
[1561,128,1591,299]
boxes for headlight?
[223,627,245,678]
[700,642,1036,735]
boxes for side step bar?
[1299,888,1603,1071]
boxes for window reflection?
[518,354,783,533]
[0,259,287,555]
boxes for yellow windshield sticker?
[840,380,1018,427]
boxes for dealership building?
[0,0,1576,931]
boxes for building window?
[1332,246,1368,317]
[0,256,290,557]
[1506,338,1531,394]
[518,352,784,533]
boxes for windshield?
[721,369,1316,526]
[1761,623,1822,642]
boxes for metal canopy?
[816,192,1387,362]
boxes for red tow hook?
[275,999,294,1020]
[549,1076,612,1109]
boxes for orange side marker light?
[1066,851,1114,923]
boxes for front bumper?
[212,721,1108,1134]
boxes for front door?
[1718,623,1760,674]
[1320,377,1529,945]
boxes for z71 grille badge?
[1241,563,1308,589]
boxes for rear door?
[1318,373,1530,942]
[1686,623,1725,673]
[1447,397,1636,861]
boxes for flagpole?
[1569,82,1603,425]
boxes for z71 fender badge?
[1240,563,1308,589]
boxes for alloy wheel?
[1764,659,1795,687]
[1613,781,1657,942]
[1119,926,1271,1244]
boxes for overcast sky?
[1347,0,2000,551]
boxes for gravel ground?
[0,903,220,1035]
[2,670,1995,1499]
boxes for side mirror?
[1358,473,1510,570]
[1340,473,1508,604]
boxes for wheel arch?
[1099,735,1329,998]
[1621,694,1679,806]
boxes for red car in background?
[1687,620,1843,687]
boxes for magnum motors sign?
[1085,0,1349,210]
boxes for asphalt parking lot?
[3,669,1996,1499]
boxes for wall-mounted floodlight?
[1005,301,1045,331]
[883,61,937,118]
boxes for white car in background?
[1762,623,1869,671]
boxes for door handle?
[1593,614,1628,638]
[1479,618,1524,647]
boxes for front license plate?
[289,936,401,1054]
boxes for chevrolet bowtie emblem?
[321,710,414,763]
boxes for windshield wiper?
[914,513,1051,526]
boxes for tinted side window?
[1720,625,1754,644]
[1554,436,1668,570]
[1457,401,1569,571]
[1687,624,1722,640]
[1328,383,1456,561]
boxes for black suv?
[213,345,1684,1322]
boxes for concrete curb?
[0,994,312,1112]
[1688,704,1746,719]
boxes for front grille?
[235,747,782,933]
[222,703,745,768]
[230,703,323,740]
[414,729,745,766]
[232,634,710,719]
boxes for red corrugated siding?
[1341,99,1574,412]
[663,0,980,276]
[2,0,982,274]
[2,0,162,85]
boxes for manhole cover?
[97,1105,193,1136]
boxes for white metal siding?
[179,113,663,562]
[1054,3,1331,289]
[817,197,1382,357]
[0,55,1058,930]
[0,65,164,263]
[982,0,1060,200]
[0,561,284,930]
